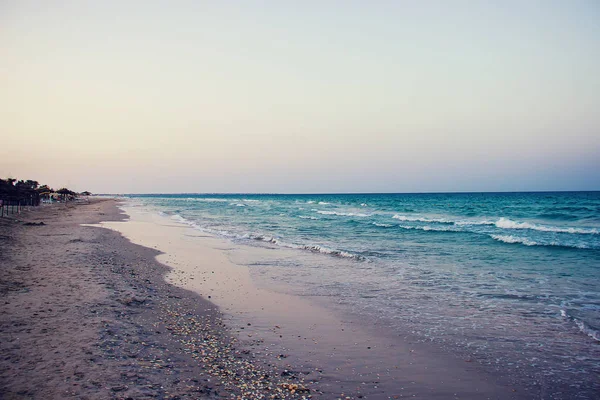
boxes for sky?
[1,1,599,193]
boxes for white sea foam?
[184,198,229,202]
[560,309,600,342]
[317,210,370,217]
[490,235,538,246]
[299,215,319,220]
[360,203,368,207]
[494,218,598,235]
[392,214,449,223]
[372,222,393,227]
[230,203,246,207]
[168,213,363,260]
[391,214,598,235]
[490,234,590,249]
[318,201,330,205]
[297,244,366,260]
[574,319,600,342]
[397,224,460,232]
[306,200,316,204]
[171,214,190,224]
[244,234,365,260]
[454,219,494,226]
[242,199,261,202]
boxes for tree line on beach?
[0,178,90,206]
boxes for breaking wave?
[490,234,538,246]
[169,213,364,261]
[244,234,366,260]
[372,222,393,227]
[183,198,229,202]
[391,215,598,235]
[392,214,451,223]
[397,224,462,232]
[561,310,600,342]
[490,234,589,249]
[494,218,598,235]
[298,215,319,220]
[317,210,370,217]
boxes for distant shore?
[1,199,527,399]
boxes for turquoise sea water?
[126,192,600,396]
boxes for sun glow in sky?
[1,1,599,193]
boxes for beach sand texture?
[1,199,524,399]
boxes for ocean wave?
[397,224,461,232]
[242,199,261,202]
[494,218,598,235]
[170,214,236,237]
[296,244,366,260]
[560,310,600,342]
[317,210,370,217]
[184,198,229,202]
[574,319,600,342]
[372,222,393,227]
[491,234,538,246]
[171,214,189,224]
[169,213,365,261]
[318,201,330,205]
[454,219,494,226]
[299,215,320,220]
[244,234,365,260]
[490,234,590,249]
[391,214,598,235]
[230,203,246,207]
[392,214,450,224]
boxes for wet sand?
[1,199,526,399]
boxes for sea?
[125,191,600,396]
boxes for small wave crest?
[392,214,450,224]
[491,234,538,246]
[298,244,366,260]
[169,213,365,261]
[560,310,600,342]
[391,215,598,236]
[317,210,370,217]
[372,222,393,227]
[244,234,365,260]
[495,218,598,235]
[299,215,320,220]
[184,198,229,202]
[171,214,190,224]
[490,234,589,249]
[398,224,461,232]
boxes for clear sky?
[1,1,599,193]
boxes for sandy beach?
[0,199,319,399]
[1,199,528,399]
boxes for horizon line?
[98,189,600,196]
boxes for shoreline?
[0,198,534,399]
[102,201,526,399]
